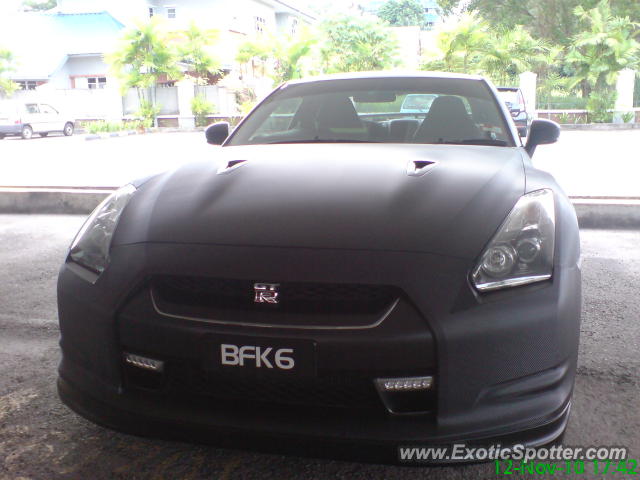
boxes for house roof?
[0,11,124,80]
[272,0,316,21]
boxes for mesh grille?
[152,276,399,316]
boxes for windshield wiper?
[438,139,509,147]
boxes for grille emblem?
[254,283,280,304]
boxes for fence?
[11,88,122,120]
[7,82,238,124]
[199,85,238,116]
[122,87,179,116]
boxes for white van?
[0,101,75,139]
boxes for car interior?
[243,90,513,147]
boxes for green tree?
[566,0,640,92]
[107,20,181,126]
[175,22,221,84]
[480,26,551,84]
[421,13,488,73]
[377,0,426,28]
[319,15,399,73]
[271,31,317,84]
[566,0,639,121]
[237,30,316,85]
[0,48,18,97]
[439,0,640,46]
[236,40,271,78]
[22,0,56,11]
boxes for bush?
[191,94,215,127]
[621,111,635,123]
[586,90,616,123]
[239,100,256,115]
[86,120,146,134]
[138,99,161,128]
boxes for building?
[0,10,124,90]
[0,0,315,91]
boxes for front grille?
[151,276,401,327]
[125,359,384,411]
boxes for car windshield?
[498,90,522,106]
[227,77,515,147]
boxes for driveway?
[1,129,639,198]
[0,215,638,479]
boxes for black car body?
[57,72,580,464]
[497,86,531,137]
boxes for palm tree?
[0,48,18,97]
[421,13,488,74]
[107,19,182,125]
[271,31,317,84]
[566,0,640,93]
[175,22,221,86]
[480,26,550,85]
[237,29,316,85]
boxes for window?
[255,16,266,34]
[149,7,154,17]
[87,77,107,89]
[25,104,39,114]
[17,81,37,90]
[40,104,58,115]
[167,7,176,19]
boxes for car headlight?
[68,184,136,274]
[471,189,555,292]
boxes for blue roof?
[0,11,124,79]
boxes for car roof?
[285,71,487,86]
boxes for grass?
[86,120,146,134]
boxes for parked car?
[497,86,530,137]
[399,93,437,113]
[0,101,75,139]
[57,72,579,464]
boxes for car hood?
[115,144,525,259]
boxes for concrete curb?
[1,188,639,229]
[571,198,640,229]
[84,131,141,141]
[559,123,640,131]
[0,188,112,214]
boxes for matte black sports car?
[57,72,581,463]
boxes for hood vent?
[218,159,248,174]
[406,160,436,177]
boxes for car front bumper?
[0,124,22,136]
[57,242,581,463]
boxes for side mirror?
[525,119,560,157]
[205,122,230,145]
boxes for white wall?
[47,56,111,90]
[143,0,277,34]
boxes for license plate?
[205,335,316,377]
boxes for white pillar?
[104,79,124,122]
[176,78,196,129]
[614,68,635,123]
[519,72,538,119]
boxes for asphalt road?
[0,215,639,480]
[1,129,640,198]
